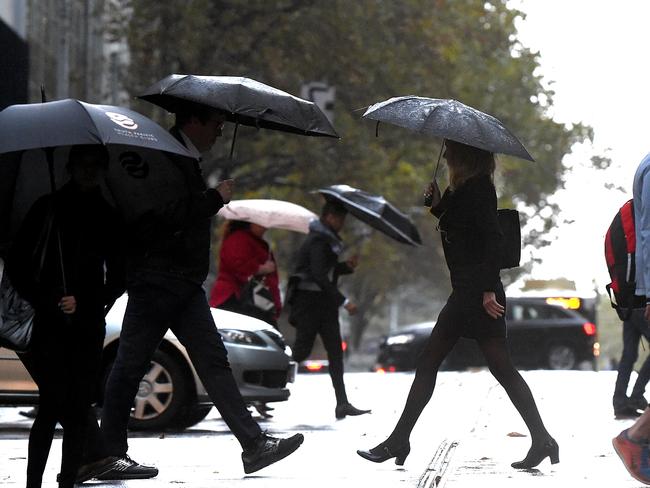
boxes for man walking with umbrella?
[100,100,304,476]
[288,199,371,419]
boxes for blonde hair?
[445,139,496,189]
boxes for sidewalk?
[0,371,643,487]
[420,370,642,488]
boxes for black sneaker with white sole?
[241,432,304,474]
[56,456,121,483]
[94,454,159,480]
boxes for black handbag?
[240,277,276,315]
[497,209,521,269]
[0,202,56,352]
[0,265,34,353]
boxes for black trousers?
[19,311,106,488]
[290,290,348,405]
[101,273,262,456]
[614,308,650,404]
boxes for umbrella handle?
[432,139,445,181]
[229,122,239,160]
[46,148,56,193]
[55,227,68,295]
[375,121,380,137]
[424,141,445,207]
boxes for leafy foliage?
[106,0,595,346]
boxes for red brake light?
[583,322,597,336]
[305,362,323,371]
[341,341,348,352]
[376,365,396,373]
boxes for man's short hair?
[175,101,227,126]
[66,144,109,170]
[321,199,348,217]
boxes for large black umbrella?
[0,99,199,244]
[318,185,421,246]
[362,96,534,162]
[0,98,198,156]
[138,74,339,157]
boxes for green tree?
[107,0,594,348]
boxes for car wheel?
[173,405,213,429]
[546,344,577,370]
[127,348,192,430]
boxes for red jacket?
[209,229,282,318]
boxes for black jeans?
[290,290,348,405]
[19,312,106,488]
[614,308,650,403]
[101,274,261,455]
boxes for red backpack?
[605,199,646,320]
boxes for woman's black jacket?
[431,174,502,292]
[7,182,125,321]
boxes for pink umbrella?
[217,199,317,234]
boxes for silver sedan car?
[0,294,297,430]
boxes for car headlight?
[221,329,266,346]
[386,333,416,346]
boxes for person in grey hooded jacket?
[288,199,370,419]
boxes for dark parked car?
[375,297,599,372]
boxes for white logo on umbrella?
[105,111,138,130]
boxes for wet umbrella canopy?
[318,185,421,246]
[0,99,199,244]
[138,74,339,138]
[363,96,534,162]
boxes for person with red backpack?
[605,199,650,418]
[612,309,650,417]
[613,153,650,485]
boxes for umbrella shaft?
[432,140,445,181]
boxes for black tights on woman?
[387,326,550,447]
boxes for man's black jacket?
[126,126,224,285]
[289,220,353,307]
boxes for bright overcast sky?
[509,0,650,293]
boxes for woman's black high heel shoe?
[511,437,559,469]
[357,441,411,466]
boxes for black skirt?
[434,280,507,339]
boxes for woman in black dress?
[357,140,558,469]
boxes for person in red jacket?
[210,220,282,326]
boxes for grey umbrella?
[138,74,339,158]
[318,185,421,246]
[362,96,534,162]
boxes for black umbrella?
[138,74,339,158]
[0,99,199,243]
[0,98,198,157]
[318,185,421,246]
[362,96,534,163]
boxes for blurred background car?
[374,296,599,372]
[0,294,297,430]
[295,337,352,374]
